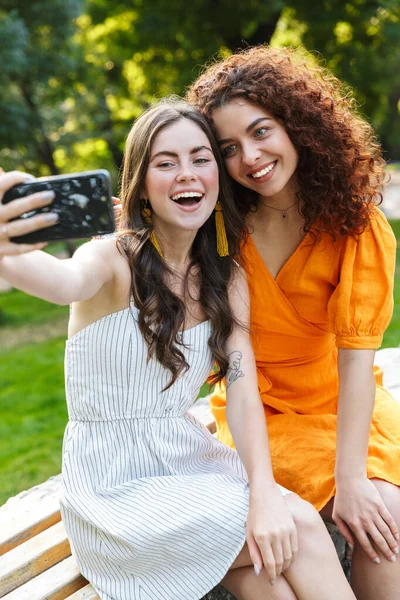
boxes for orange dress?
[211,207,400,510]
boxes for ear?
[141,185,148,201]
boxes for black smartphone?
[2,169,115,243]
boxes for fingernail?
[40,191,55,201]
[374,557,381,564]
[24,174,35,181]
[254,564,260,576]
[270,579,275,586]
[390,556,396,563]
[396,534,400,540]
[43,213,59,222]
[394,547,399,554]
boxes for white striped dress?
[60,301,288,599]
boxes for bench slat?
[0,477,62,556]
[0,521,70,597]
[65,584,100,600]
[1,556,87,600]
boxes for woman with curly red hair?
[188,45,400,599]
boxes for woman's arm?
[225,266,297,584]
[335,348,375,482]
[0,240,115,305]
[333,348,399,562]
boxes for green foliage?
[0,0,399,181]
[278,1,400,159]
[85,0,284,93]
[0,0,85,174]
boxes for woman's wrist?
[248,474,278,497]
[335,467,368,488]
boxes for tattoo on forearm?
[226,350,244,389]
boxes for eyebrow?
[150,145,213,161]
[218,117,273,145]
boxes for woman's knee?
[371,479,400,522]
[285,493,325,538]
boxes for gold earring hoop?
[215,202,229,257]
[141,202,164,258]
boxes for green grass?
[0,289,68,327]
[0,221,398,505]
[0,337,67,505]
[0,239,79,327]
[382,220,400,348]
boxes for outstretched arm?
[0,240,115,305]
[225,266,297,585]
[0,169,115,305]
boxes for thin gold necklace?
[259,199,298,219]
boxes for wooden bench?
[0,403,216,600]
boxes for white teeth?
[171,192,203,200]
[251,162,276,179]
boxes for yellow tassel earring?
[141,203,164,258]
[215,202,229,257]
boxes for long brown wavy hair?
[118,99,245,389]
[187,45,387,239]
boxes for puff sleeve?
[327,207,396,349]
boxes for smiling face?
[143,118,220,235]
[211,99,299,202]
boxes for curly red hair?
[187,46,387,239]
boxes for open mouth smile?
[170,191,204,211]
[248,161,277,180]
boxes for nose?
[176,163,197,181]
[241,141,261,166]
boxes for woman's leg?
[222,494,355,600]
[350,479,400,600]
[282,495,355,600]
[321,479,400,600]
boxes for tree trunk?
[226,10,283,51]
[100,93,124,170]
[19,84,60,175]
[380,89,400,161]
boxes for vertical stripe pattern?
[60,304,289,600]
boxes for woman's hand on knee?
[333,477,399,564]
[0,170,57,257]
[246,484,298,585]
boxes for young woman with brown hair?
[188,45,400,600]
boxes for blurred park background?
[0,0,399,504]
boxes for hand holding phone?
[2,170,115,244]
[0,170,60,256]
